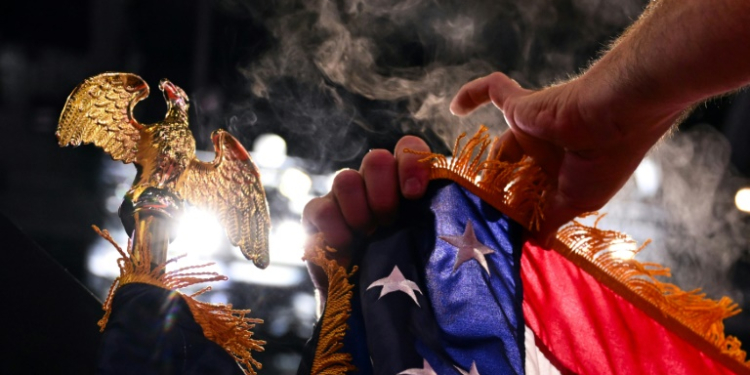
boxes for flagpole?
[121,187,184,269]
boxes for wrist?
[574,65,687,149]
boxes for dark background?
[0,0,749,373]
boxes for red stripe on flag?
[521,242,737,375]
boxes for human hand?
[450,72,682,244]
[303,67,681,287]
[302,136,432,267]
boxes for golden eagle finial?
[57,72,271,269]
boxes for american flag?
[298,180,748,375]
[300,181,526,374]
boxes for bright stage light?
[170,206,224,259]
[228,262,305,287]
[105,196,121,213]
[87,239,122,279]
[253,133,287,169]
[736,187,750,213]
[292,292,317,322]
[325,169,345,192]
[279,168,313,213]
[270,220,307,266]
[608,240,637,260]
[634,157,661,197]
[279,168,312,199]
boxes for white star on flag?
[456,361,481,375]
[439,220,495,275]
[398,359,438,375]
[367,265,423,306]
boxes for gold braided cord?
[303,234,358,374]
[415,126,749,371]
[93,225,265,375]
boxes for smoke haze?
[221,0,647,160]
[603,125,749,302]
[222,0,748,302]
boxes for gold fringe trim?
[407,125,547,231]
[419,127,749,372]
[303,234,358,374]
[554,215,747,368]
[93,225,265,375]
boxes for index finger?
[394,136,432,199]
[450,72,527,116]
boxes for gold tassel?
[417,127,749,370]
[407,125,548,231]
[93,225,265,375]
[303,234,358,374]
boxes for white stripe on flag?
[525,325,562,375]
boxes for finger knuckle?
[333,169,364,194]
[303,197,337,223]
[364,149,395,165]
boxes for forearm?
[581,0,750,133]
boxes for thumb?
[450,72,528,116]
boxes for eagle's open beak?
[159,79,179,101]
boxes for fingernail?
[403,177,422,197]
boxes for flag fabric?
[351,181,526,374]
[521,241,739,375]
[98,283,245,375]
[298,127,749,375]
[299,180,747,374]
[523,326,561,375]
[300,181,526,374]
[93,226,265,375]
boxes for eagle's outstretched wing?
[178,130,271,269]
[57,72,149,163]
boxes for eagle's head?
[159,79,190,116]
